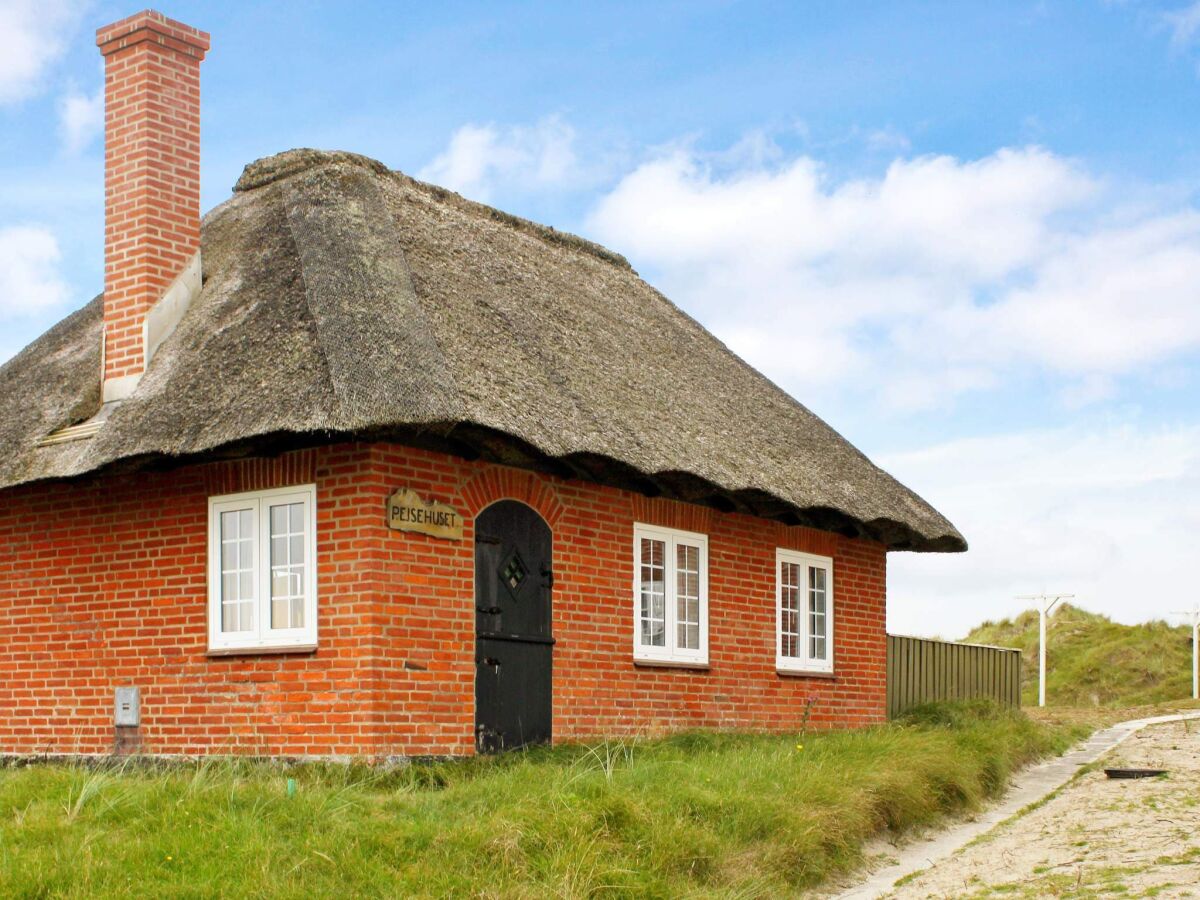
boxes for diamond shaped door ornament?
[499,551,528,600]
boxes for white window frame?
[776,549,834,674]
[207,484,318,653]
[632,523,709,666]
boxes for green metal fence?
[886,634,1022,719]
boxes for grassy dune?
[0,702,1083,898]
[965,603,1195,708]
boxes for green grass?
[0,702,1084,898]
[965,603,1196,708]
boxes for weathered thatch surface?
[0,149,964,552]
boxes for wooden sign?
[387,488,463,540]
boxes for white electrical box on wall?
[114,686,140,727]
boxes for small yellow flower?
[166,856,173,861]
[795,743,804,751]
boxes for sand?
[888,719,1200,898]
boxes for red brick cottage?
[0,11,964,759]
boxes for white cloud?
[57,83,102,154]
[883,423,1200,639]
[864,127,911,154]
[0,226,69,317]
[590,146,1089,280]
[970,212,1200,374]
[418,116,578,203]
[1163,2,1200,49]
[585,141,1200,410]
[0,0,86,105]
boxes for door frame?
[472,498,555,752]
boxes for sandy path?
[888,719,1200,898]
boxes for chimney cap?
[97,9,210,58]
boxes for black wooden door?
[474,500,554,753]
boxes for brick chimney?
[97,11,209,402]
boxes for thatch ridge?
[238,149,634,271]
[0,149,965,552]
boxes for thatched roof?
[0,149,964,552]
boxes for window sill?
[634,658,710,671]
[776,667,837,680]
[206,643,318,658]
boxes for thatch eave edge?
[1,421,966,553]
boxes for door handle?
[476,606,502,615]
[478,657,501,669]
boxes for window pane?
[270,501,306,630]
[676,543,701,650]
[271,597,290,630]
[780,561,801,658]
[639,537,666,647]
[219,509,255,633]
[809,566,827,660]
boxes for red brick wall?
[0,442,886,758]
[97,11,209,383]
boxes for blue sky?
[2,0,1199,637]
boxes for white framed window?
[776,549,834,673]
[632,523,708,665]
[208,485,318,653]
